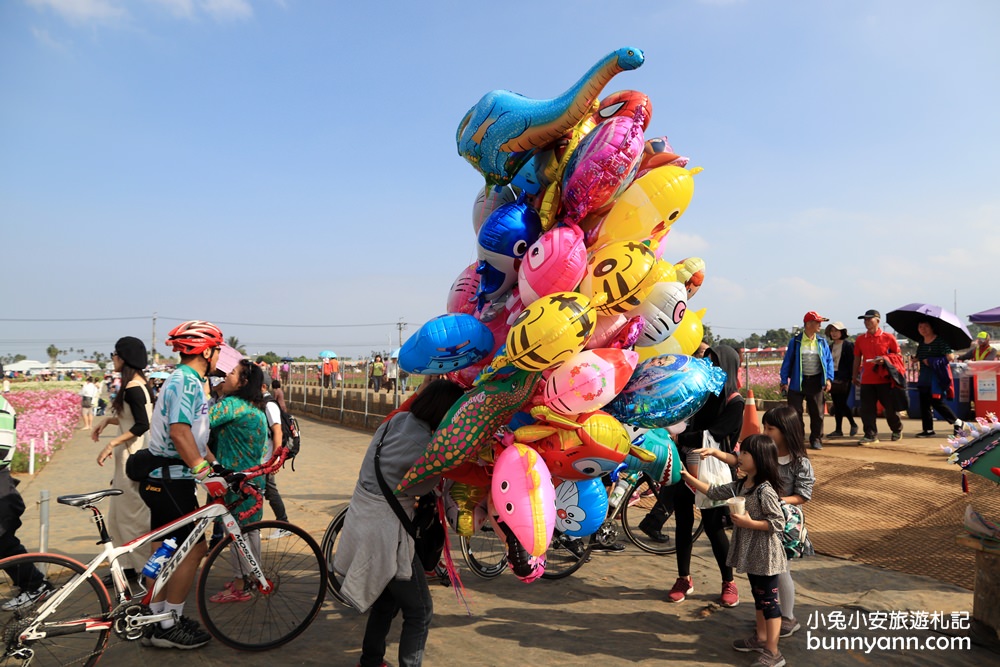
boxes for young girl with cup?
[698,405,815,638]
[682,434,788,667]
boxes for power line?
[1,315,408,329]
[0,316,148,322]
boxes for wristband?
[191,460,210,474]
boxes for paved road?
[10,417,997,666]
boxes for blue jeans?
[360,554,432,667]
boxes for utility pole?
[151,312,158,365]
[397,318,406,349]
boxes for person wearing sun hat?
[959,331,997,361]
[780,312,836,450]
[824,321,859,438]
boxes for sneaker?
[591,542,626,553]
[891,431,902,441]
[638,519,671,543]
[1,581,53,611]
[719,581,739,607]
[268,528,292,540]
[750,649,786,667]
[209,581,251,603]
[914,431,937,438]
[849,425,859,437]
[563,538,589,559]
[732,634,764,652]
[779,616,801,637]
[149,617,211,649]
[953,421,964,435]
[858,436,879,445]
[810,439,823,450]
[667,577,693,603]
[825,430,843,438]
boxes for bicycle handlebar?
[199,446,291,522]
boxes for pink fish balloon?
[560,108,647,226]
[446,263,479,316]
[492,442,556,557]
[543,348,639,415]
[517,225,588,305]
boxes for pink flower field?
[5,390,81,459]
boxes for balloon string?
[438,494,472,616]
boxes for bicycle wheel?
[621,477,704,555]
[320,505,351,605]
[197,520,326,651]
[459,519,507,579]
[539,531,591,580]
[0,553,111,667]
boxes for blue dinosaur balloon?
[456,47,645,187]
[476,195,542,309]
[605,354,726,428]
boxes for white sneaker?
[268,528,292,540]
[2,581,53,611]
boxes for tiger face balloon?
[505,292,598,371]
[580,240,658,316]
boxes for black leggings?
[747,573,782,620]
[673,482,733,581]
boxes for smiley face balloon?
[579,239,659,316]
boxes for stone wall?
[282,383,405,432]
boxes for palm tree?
[46,344,62,368]
[226,336,247,354]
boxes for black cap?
[114,336,147,370]
[858,309,881,320]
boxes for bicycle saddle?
[57,489,124,507]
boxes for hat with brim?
[825,321,848,337]
[977,331,989,340]
[858,309,881,320]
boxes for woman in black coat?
[825,322,858,437]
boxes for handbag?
[693,431,733,509]
[372,418,446,571]
[124,449,183,482]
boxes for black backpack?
[267,399,301,470]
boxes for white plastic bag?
[693,431,733,509]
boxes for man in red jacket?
[851,309,903,444]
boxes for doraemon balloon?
[605,354,726,428]
[476,195,542,309]
[517,225,588,305]
[554,478,608,537]
[543,348,639,415]
[398,314,494,374]
[628,281,688,346]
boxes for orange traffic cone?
[740,389,762,441]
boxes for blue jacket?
[780,333,836,391]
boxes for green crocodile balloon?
[397,368,541,493]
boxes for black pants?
[859,384,903,438]
[264,473,288,522]
[673,482,732,581]
[918,386,958,432]
[747,573,782,620]
[360,554,432,667]
[830,387,857,432]
[0,530,44,591]
[787,374,825,442]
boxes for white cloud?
[663,229,709,257]
[201,0,253,21]
[26,0,125,23]
[31,25,70,50]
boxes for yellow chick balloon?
[588,165,703,251]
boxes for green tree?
[0,354,26,365]
[46,344,62,367]
[259,351,281,364]
[226,336,247,354]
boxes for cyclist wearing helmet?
[138,319,223,649]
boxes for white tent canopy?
[55,360,100,372]
[4,360,47,373]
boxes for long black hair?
[739,434,783,494]
[408,379,465,431]
[761,405,807,463]
[110,365,147,418]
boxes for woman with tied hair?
[91,336,153,584]
[824,322,858,438]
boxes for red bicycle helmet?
[165,320,224,356]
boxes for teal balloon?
[606,355,726,428]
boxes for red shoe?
[667,577,693,603]
[720,580,739,607]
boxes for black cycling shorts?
[138,478,204,545]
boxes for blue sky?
[2,0,998,362]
